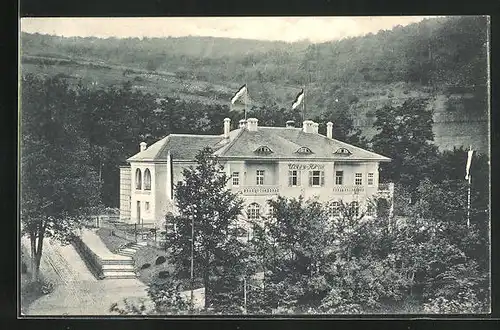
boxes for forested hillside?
[21,16,489,153]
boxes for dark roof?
[127,125,390,162]
[127,134,223,161]
[214,127,390,161]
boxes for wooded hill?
[20,16,489,152]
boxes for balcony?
[234,185,280,196]
[332,185,365,195]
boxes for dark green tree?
[167,147,246,312]
[21,75,101,281]
[371,98,440,197]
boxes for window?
[355,173,363,185]
[367,172,374,186]
[334,148,352,156]
[351,201,359,217]
[135,168,142,190]
[256,170,265,185]
[330,201,340,216]
[247,203,261,220]
[145,202,150,211]
[232,172,240,186]
[335,171,344,185]
[144,168,151,190]
[288,170,301,187]
[296,147,313,154]
[309,170,325,187]
[255,146,273,154]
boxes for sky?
[20,17,436,43]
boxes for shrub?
[141,263,151,270]
[158,271,170,279]
[41,281,54,295]
[155,256,166,265]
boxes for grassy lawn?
[95,228,203,290]
[95,227,133,253]
[133,245,204,291]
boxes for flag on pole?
[465,146,474,180]
[292,89,304,110]
[231,84,247,104]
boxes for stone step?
[119,248,138,254]
[101,264,135,271]
[100,258,134,266]
[102,271,138,279]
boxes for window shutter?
[308,171,313,187]
[297,171,301,186]
[320,171,325,186]
[288,171,292,187]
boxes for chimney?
[247,118,258,131]
[140,142,147,152]
[286,120,295,128]
[223,118,231,138]
[327,122,333,139]
[302,120,314,133]
[312,122,319,134]
[239,119,247,129]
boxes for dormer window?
[334,147,352,156]
[296,147,313,154]
[255,146,273,154]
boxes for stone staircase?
[115,242,146,258]
[100,257,137,279]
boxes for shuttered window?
[309,170,324,187]
[288,170,301,187]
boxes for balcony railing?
[378,183,395,193]
[234,185,280,196]
[332,185,365,194]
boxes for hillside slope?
[20,16,489,153]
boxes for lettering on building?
[288,163,325,170]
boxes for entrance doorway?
[136,201,141,224]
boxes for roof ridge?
[169,133,221,138]
[215,128,247,156]
[152,135,171,161]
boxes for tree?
[371,98,440,198]
[20,75,101,281]
[167,147,246,311]
[250,197,410,314]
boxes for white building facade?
[120,118,392,228]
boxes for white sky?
[20,16,436,43]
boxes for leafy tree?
[249,197,409,314]
[371,98,440,197]
[20,75,101,281]
[167,147,246,311]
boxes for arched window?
[247,203,261,220]
[296,146,313,154]
[144,168,152,190]
[334,147,352,156]
[135,168,142,190]
[255,146,273,154]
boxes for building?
[119,118,392,229]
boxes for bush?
[141,263,151,270]
[155,256,166,265]
[158,271,170,279]
[41,281,55,295]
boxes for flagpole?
[467,174,471,228]
[245,84,248,121]
[302,86,306,121]
[466,145,473,229]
